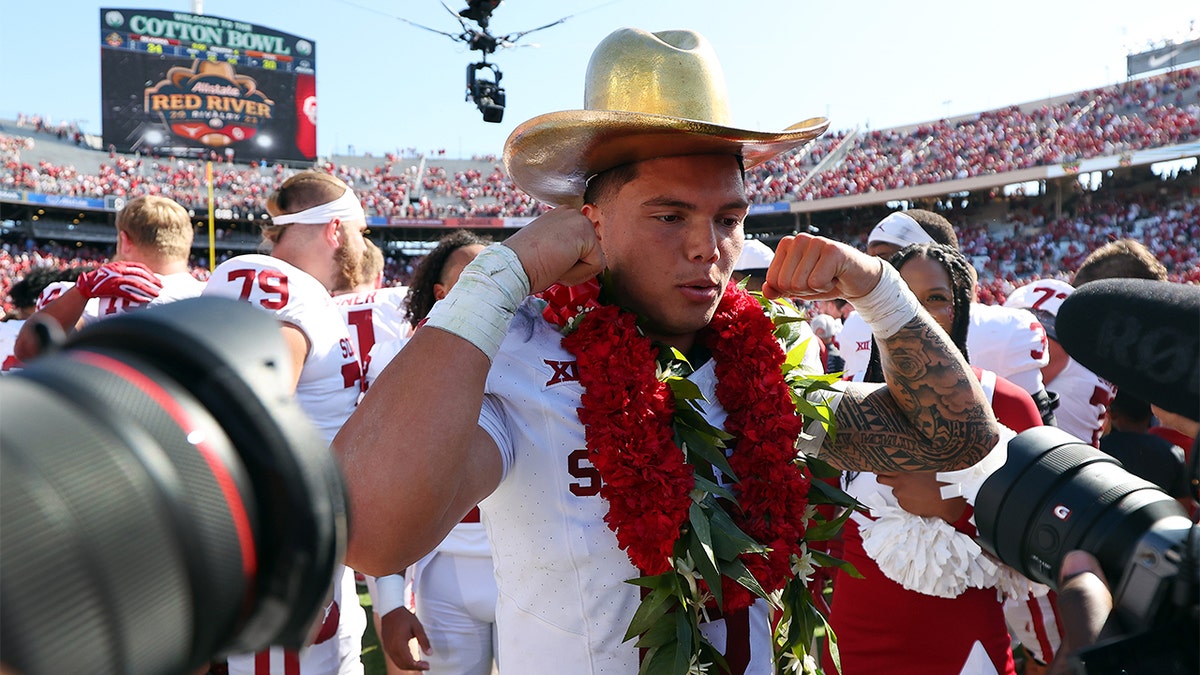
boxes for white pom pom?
[859,505,1025,599]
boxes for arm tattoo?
[824,315,998,472]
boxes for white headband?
[868,211,935,249]
[270,188,365,225]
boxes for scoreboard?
[100,8,317,162]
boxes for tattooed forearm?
[824,315,999,472]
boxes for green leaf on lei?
[625,576,678,641]
[687,502,723,609]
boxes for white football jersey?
[1002,278,1111,444]
[967,302,1048,396]
[333,286,411,385]
[203,254,362,446]
[1047,358,1114,447]
[36,273,205,326]
[204,254,365,675]
[476,301,773,674]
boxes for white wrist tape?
[850,263,922,340]
[371,573,408,617]
[424,243,530,360]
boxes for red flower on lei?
[541,278,812,611]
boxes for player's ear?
[323,218,342,248]
[115,230,131,258]
[581,203,604,243]
[433,283,448,301]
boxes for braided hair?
[404,230,492,325]
[862,243,975,384]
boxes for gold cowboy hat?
[503,28,829,207]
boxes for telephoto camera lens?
[1,298,347,675]
[976,426,1190,621]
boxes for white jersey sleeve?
[363,337,408,389]
[967,303,1048,396]
[837,311,873,379]
[36,280,102,324]
[203,254,361,445]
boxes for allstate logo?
[105,11,124,28]
[296,40,313,56]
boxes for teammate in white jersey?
[1035,238,1170,452]
[335,28,999,674]
[1004,279,1114,447]
[203,171,368,675]
[964,301,1050,398]
[333,239,411,388]
[14,195,203,361]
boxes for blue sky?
[1,0,1194,159]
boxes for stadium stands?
[3,66,1197,316]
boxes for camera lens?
[0,298,346,675]
[2,354,253,674]
[976,426,1189,589]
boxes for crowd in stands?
[10,113,87,147]
[2,138,545,221]
[811,169,1199,304]
[967,182,1200,301]
[5,165,1196,317]
[4,67,1198,315]
[748,68,1200,201]
[5,68,1197,221]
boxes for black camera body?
[467,61,505,123]
[1,297,348,675]
[976,426,1198,674]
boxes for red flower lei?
[543,278,812,612]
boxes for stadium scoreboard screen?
[100,8,316,163]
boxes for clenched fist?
[762,233,883,302]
